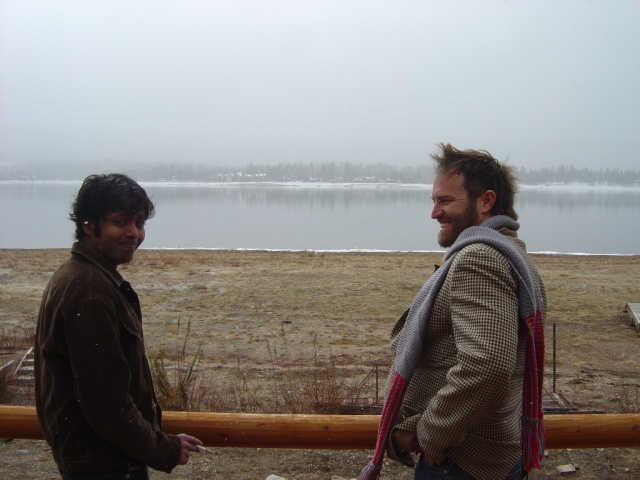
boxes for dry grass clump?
[149,320,385,415]
[150,318,204,411]
[0,326,35,405]
[0,326,35,350]
[0,365,16,403]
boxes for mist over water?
[2,182,638,254]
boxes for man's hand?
[177,433,203,465]
[392,429,442,466]
[392,429,418,454]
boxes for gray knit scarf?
[359,215,545,480]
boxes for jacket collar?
[71,241,126,287]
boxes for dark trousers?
[414,456,525,480]
[58,462,148,480]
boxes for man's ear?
[82,220,93,237]
[479,190,497,215]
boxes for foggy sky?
[1,0,639,170]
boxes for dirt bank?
[1,249,638,479]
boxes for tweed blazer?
[387,229,546,480]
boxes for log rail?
[1,406,639,450]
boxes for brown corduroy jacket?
[35,241,181,474]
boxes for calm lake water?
[2,181,639,254]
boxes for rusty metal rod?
[1,406,638,450]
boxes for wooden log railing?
[1,406,639,450]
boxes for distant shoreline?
[1,179,639,190]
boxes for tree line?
[1,160,639,186]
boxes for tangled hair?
[431,143,519,220]
[70,173,155,240]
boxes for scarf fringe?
[522,309,545,473]
[358,372,408,480]
[358,462,381,480]
[522,416,545,471]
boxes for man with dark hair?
[361,144,546,480]
[35,174,203,480]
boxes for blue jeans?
[414,456,524,480]
[59,462,149,480]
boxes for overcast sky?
[1,0,638,170]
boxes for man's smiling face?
[430,172,481,248]
[83,209,147,267]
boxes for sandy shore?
[1,249,639,479]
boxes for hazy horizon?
[1,1,638,170]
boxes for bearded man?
[361,144,546,480]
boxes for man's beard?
[437,202,479,248]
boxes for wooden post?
[163,411,378,449]
[543,413,640,449]
[1,406,639,450]
[0,406,43,440]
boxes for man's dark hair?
[70,173,155,240]
[431,143,519,220]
